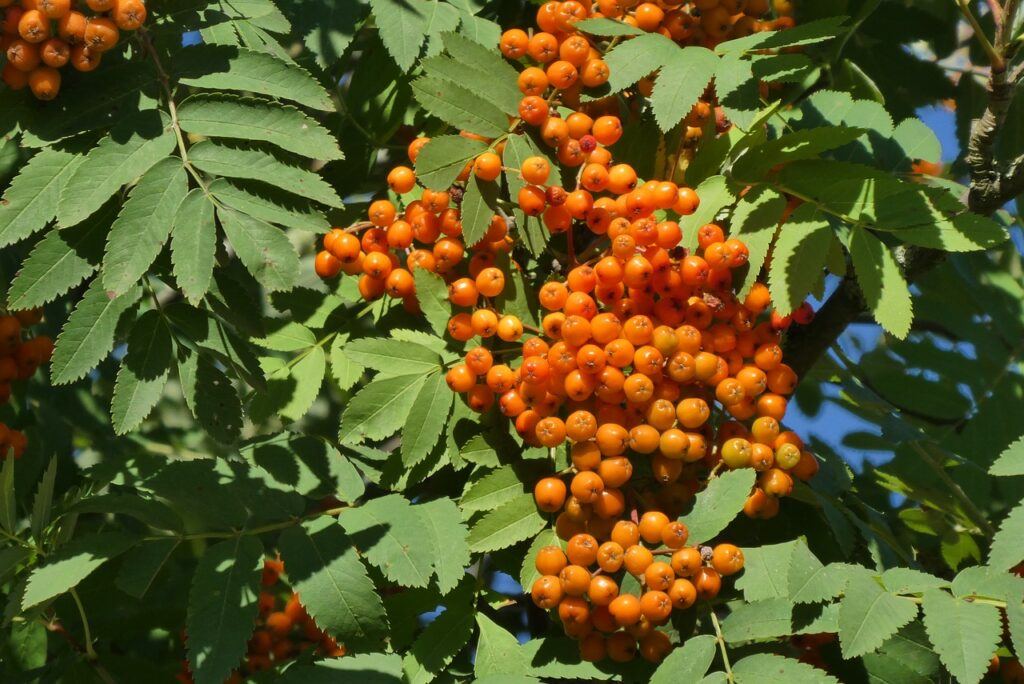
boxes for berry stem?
[954,0,1004,71]
[69,588,98,661]
[709,608,735,683]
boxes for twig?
[69,589,97,661]
[987,0,1003,24]
[955,0,1004,70]
[709,609,735,683]
[143,505,348,543]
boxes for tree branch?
[783,6,1023,376]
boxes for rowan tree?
[1,1,1024,683]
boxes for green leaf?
[57,110,176,227]
[922,590,1002,684]
[278,517,389,648]
[458,12,501,50]
[339,494,436,587]
[411,75,509,138]
[604,32,678,93]
[22,532,138,608]
[403,598,475,684]
[989,500,1024,572]
[111,310,174,434]
[790,562,858,604]
[115,539,180,598]
[731,185,786,297]
[722,597,795,641]
[493,256,539,328]
[339,373,428,444]
[330,332,365,391]
[370,0,429,70]
[732,653,839,683]
[679,468,755,544]
[301,2,365,68]
[838,573,919,659]
[716,16,847,54]
[343,338,442,377]
[895,213,1009,252]
[209,178,329,232]
[474,613,525,678]
[218,206,301,292]
[175,44,334,111]
[881,568,949,594]
[892,117,942,164]
[67,494,183,532]
[171,189,218,304]
[573,17,643,36]
[990,435,1024,476]
[460,176,501,247]
[422,52,518,117]
[190,141,343,208]
[863,621,943,684]
[253,322,316,352]
[848,228,913,339]
[186,536,263,684]
[178,351,244,443]
[461,466,529,515]
[768,204,834,316]
[735,541,797,602]
[50,278,141,385]
[650,47,718,132]
[178,94,343,161]
[651,634,717,684]
[732,126,867,181]
[279,653,404,683]
[401,373,452,467]
[6,201,111,310]
[29,458,57,542]
[419,498,470,594]
[164,303,265,389]
[440,32,521,114]
[714,52,759,131]
[414,135,488,191]
[102,157,189,296]
[751,53,815,84]
[413,268,453,337]
[0,546,31,582]
[1007,598,1024,667]
[250,345,326,423]
[680,175,737,251]
[467,494,545,553]
[0,148,83,247]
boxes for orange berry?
[112,0,146,30]
[711,543,745,576]
[473,152,502,181]
[608,593,642,626]
[536,545,568,576]
[28,65,60,100]
[531,575,564,609]
[534,477,567,512]
[83,16,118,52]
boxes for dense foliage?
[0,0,1023,682]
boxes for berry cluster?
[314,144,512,311]
[1,0,146,100]
[315,0,809,666]
[0,309,52,460]
[520,0,794,51]
[176,558,345,684]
